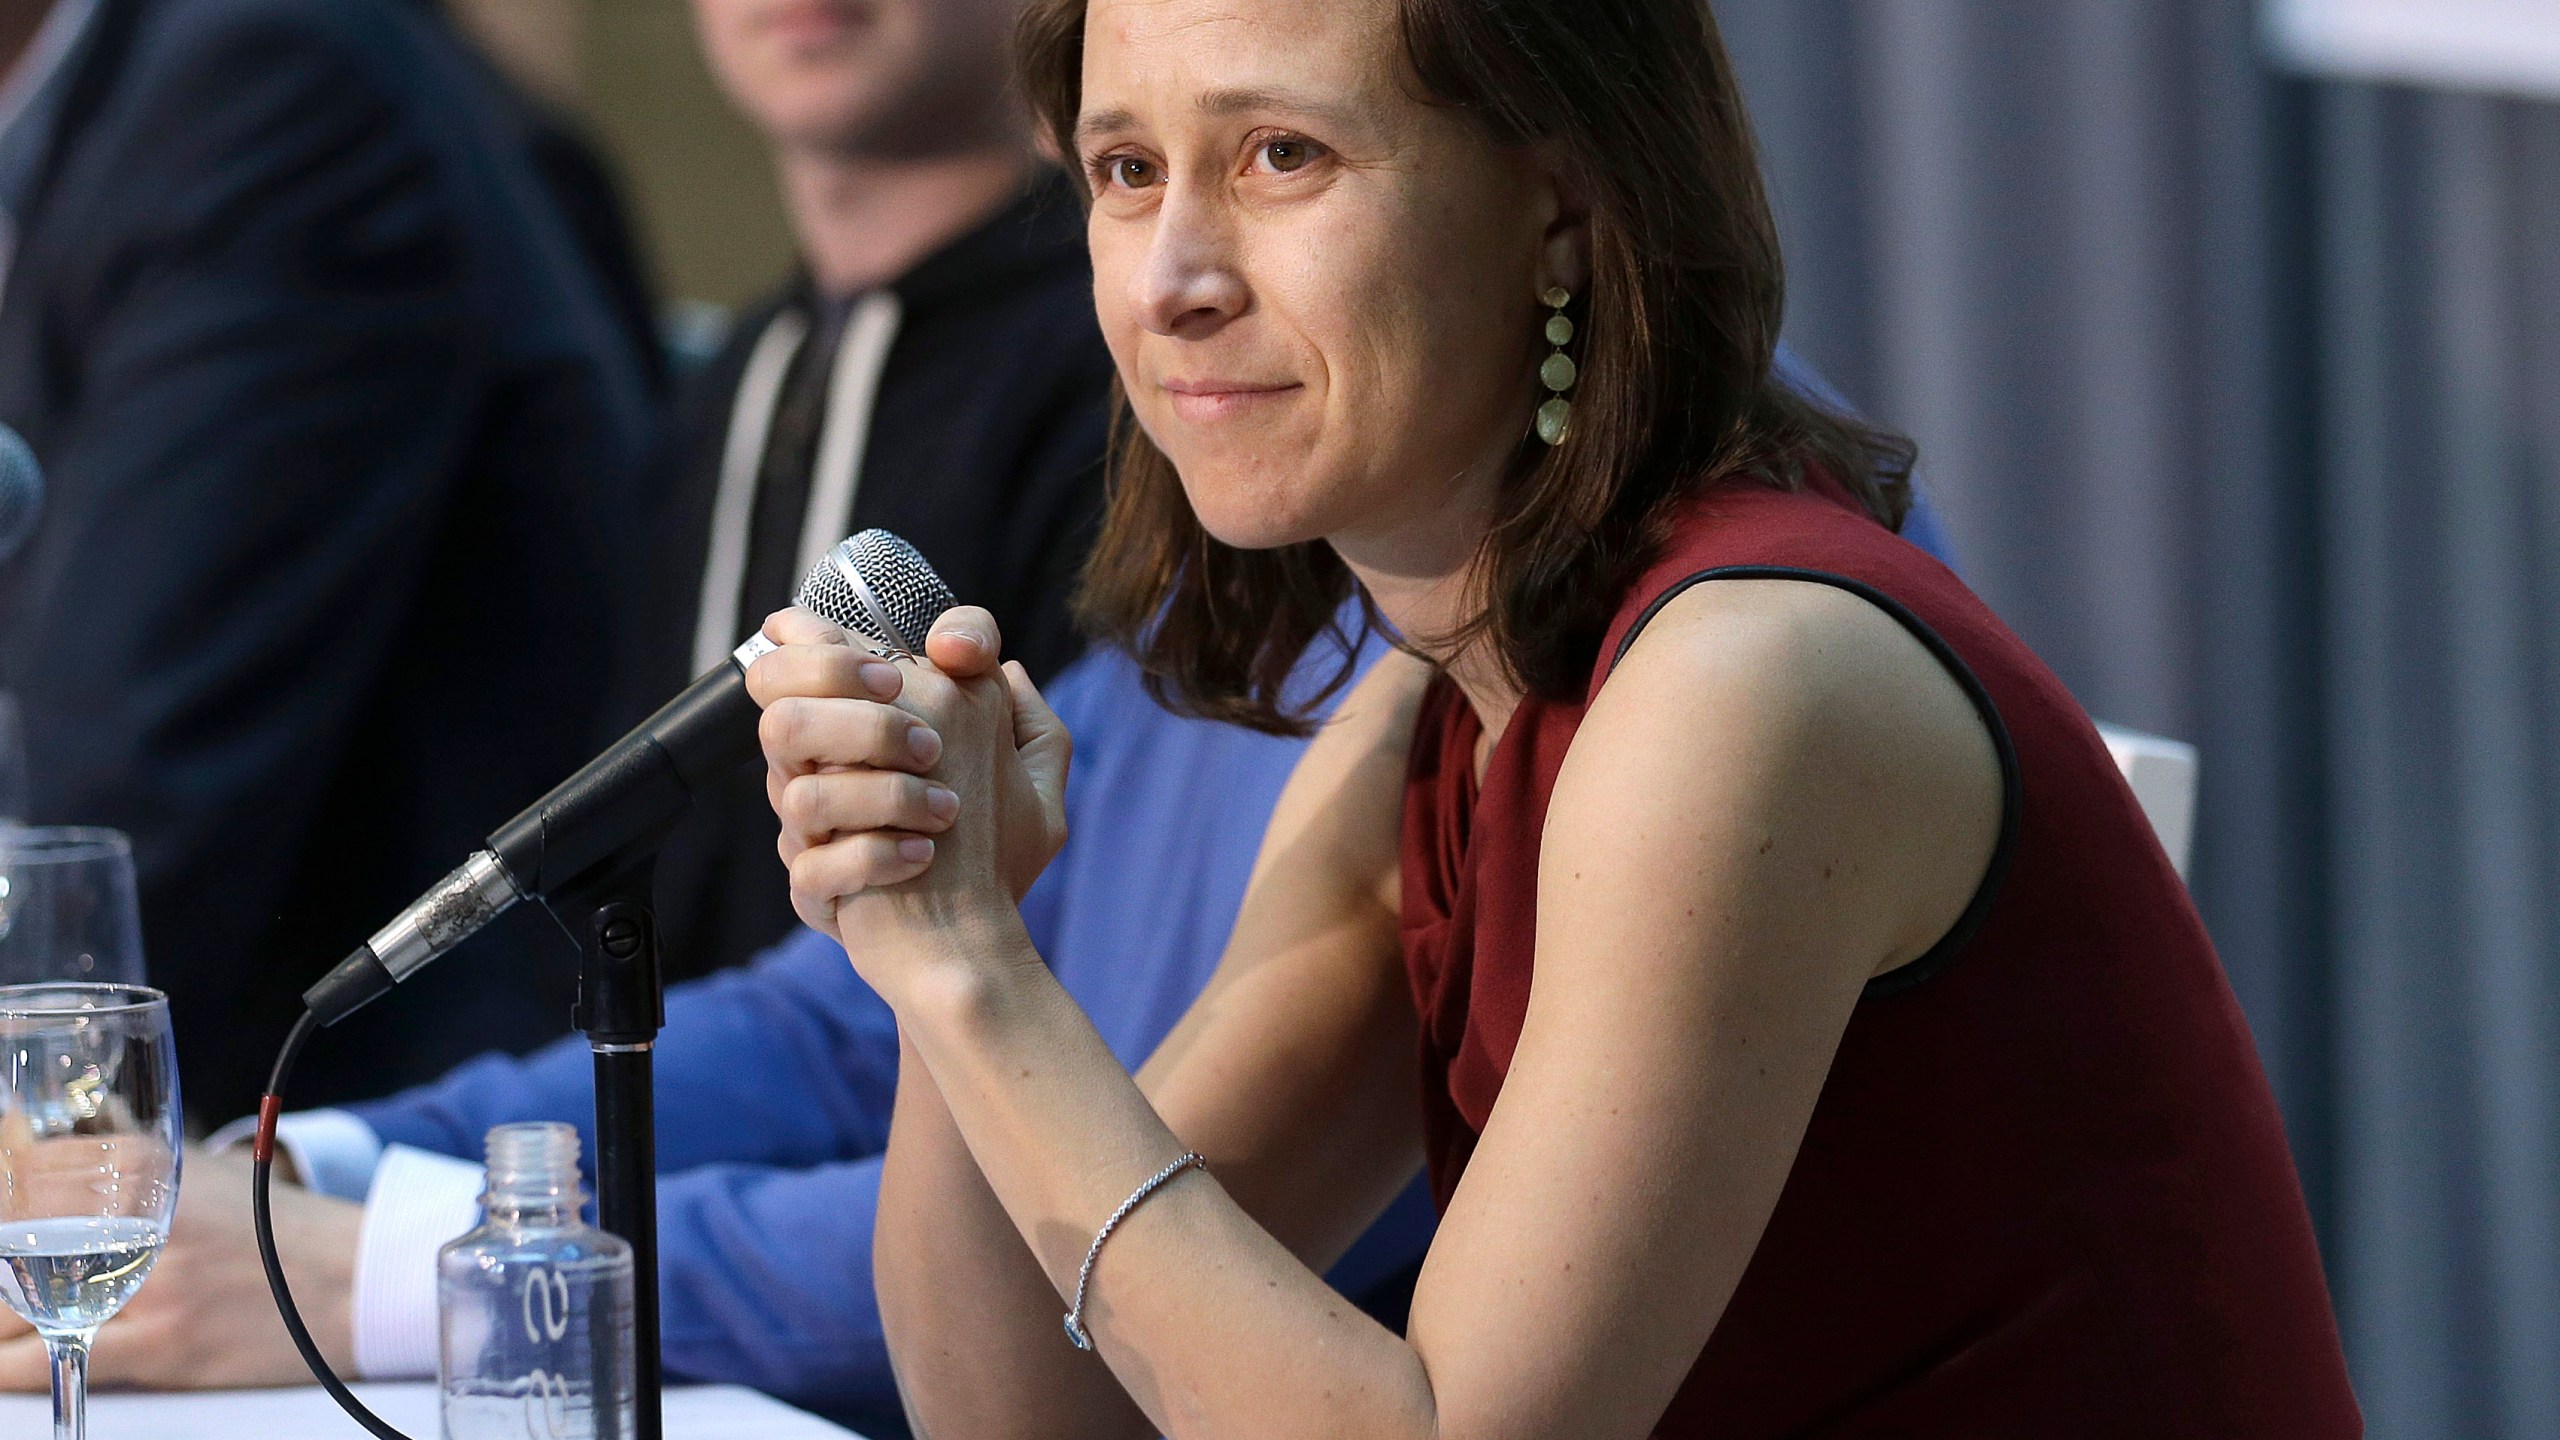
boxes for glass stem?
[46,1332,90,1440]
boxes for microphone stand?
[562,861,668,1440]
[257,863,673,1440]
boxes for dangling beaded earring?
[1535,286,1577,446]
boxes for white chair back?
[2094,723,2199,879]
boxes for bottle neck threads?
[481,1121,585,1220]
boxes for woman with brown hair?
[741,0,2363,1433]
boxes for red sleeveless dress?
[1399,482,2360,1436]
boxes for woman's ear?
[1533,150,1594,298]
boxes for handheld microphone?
[0,423,42,566]
[302,529,959,1025]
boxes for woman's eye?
[1255,137,1326,175]
[1100,155,1159,190]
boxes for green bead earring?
[1535,285,1576,446]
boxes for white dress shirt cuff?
[351,1144,485,1380]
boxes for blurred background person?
[0,0,659,1119]
[626,0,1111,989]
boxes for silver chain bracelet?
[1063,1152,1208,1351]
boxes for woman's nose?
[1132,189,1248,338]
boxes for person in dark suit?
[0,0,660,1119]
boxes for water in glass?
[0,984,181,1440]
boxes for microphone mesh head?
[794,530,958,655]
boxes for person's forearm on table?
[882,918,1435,1440]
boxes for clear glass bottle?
[438,1123,636,1440]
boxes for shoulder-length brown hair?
[1019,0,1914,734]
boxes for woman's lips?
[1159,380,1302,423]
[758,0,871,48]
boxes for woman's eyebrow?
[1076,87,1371,146]
[1076,106,1142,144]
[1196,85,1356,122]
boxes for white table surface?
[0,1381,867,1438]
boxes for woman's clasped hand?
[744,605,1071,990]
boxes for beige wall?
[449,0,798,310]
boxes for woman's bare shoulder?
[1594,575,1986,770]
[1554,576,2004,978]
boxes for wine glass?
[0,984,181,1440]
[0,830,145,988]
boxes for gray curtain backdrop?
[1711,3,2560,1435]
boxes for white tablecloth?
[0,1381,866,1438]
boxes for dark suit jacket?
[0,0,659,1118]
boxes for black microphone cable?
[254,1010,417,1440]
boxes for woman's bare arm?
[873,1030,1133,1440]
[760,576,1999,1439]
[865,648,1436,1439]
[1403,579,2001,1436]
